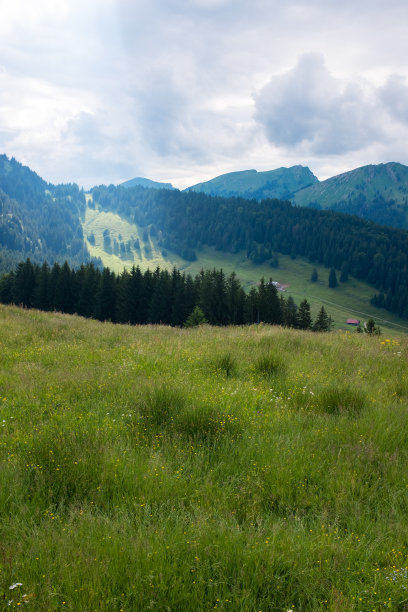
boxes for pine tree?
[311,268,318,282]
[328,268,338,288]
[32,262,50,311]
[340,263,349,283]
[94,267,117,321]
[116,269,131,323]
[148,269,172,324]
[12,258,36,307]
[244,287,258,324]
[297,298,312,330]
[313,306,333,332]
[76,264,100,318]
[184,305,208,327]
[282,295,298,327]
[365,318,381,335]
[0,271,15,304]
[54,261,75,313]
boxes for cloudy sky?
[1,0,408,189]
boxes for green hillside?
[186,165,318,200]
[293,162,408,227]
[1,306,408,610]
[0,155,93,272]
[80,202,408,334]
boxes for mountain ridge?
[184,165,318,200]
[292,161,408,227]
[120,177,174,190]
[120,161,408,228]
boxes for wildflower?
[9,583,23,590]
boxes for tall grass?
[0,305,407,610]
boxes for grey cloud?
[379,75,408,124]
[65,112,108,147]
[134,73,192,157]
[254,54,389,155]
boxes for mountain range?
[183,162,408,228]
[118,161,408,229]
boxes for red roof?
[347,319,360,325]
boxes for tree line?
[0,259,332,331]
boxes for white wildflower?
[9,583,23,590]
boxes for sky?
[1,0,408,189]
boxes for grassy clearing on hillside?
[83,205,186,273]
[0,305,408,610]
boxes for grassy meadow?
[1,305,408,610]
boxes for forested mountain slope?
[292,162,408,228]
[0,155,95,274]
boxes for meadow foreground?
[0,305,407,611]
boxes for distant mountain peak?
[185,165,318,201]
[119,177,174,190]
[292,161,408,228]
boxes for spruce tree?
[184,306,208,327]
[328,268,338,288]
[340,263,349,283]
[12,258,36,308]
[313,306,333,332]
[0,271,15,304]
[282,295,298,327]
[94,267,117,322]
[32,262,50,311]
[297,298,312,330]
[365,318,381,335]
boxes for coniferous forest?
[0,259,333,331]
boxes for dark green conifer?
[313,306,333,332]
[184,305,208,327]
[297,298,312,330]
[328,268,338,288]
